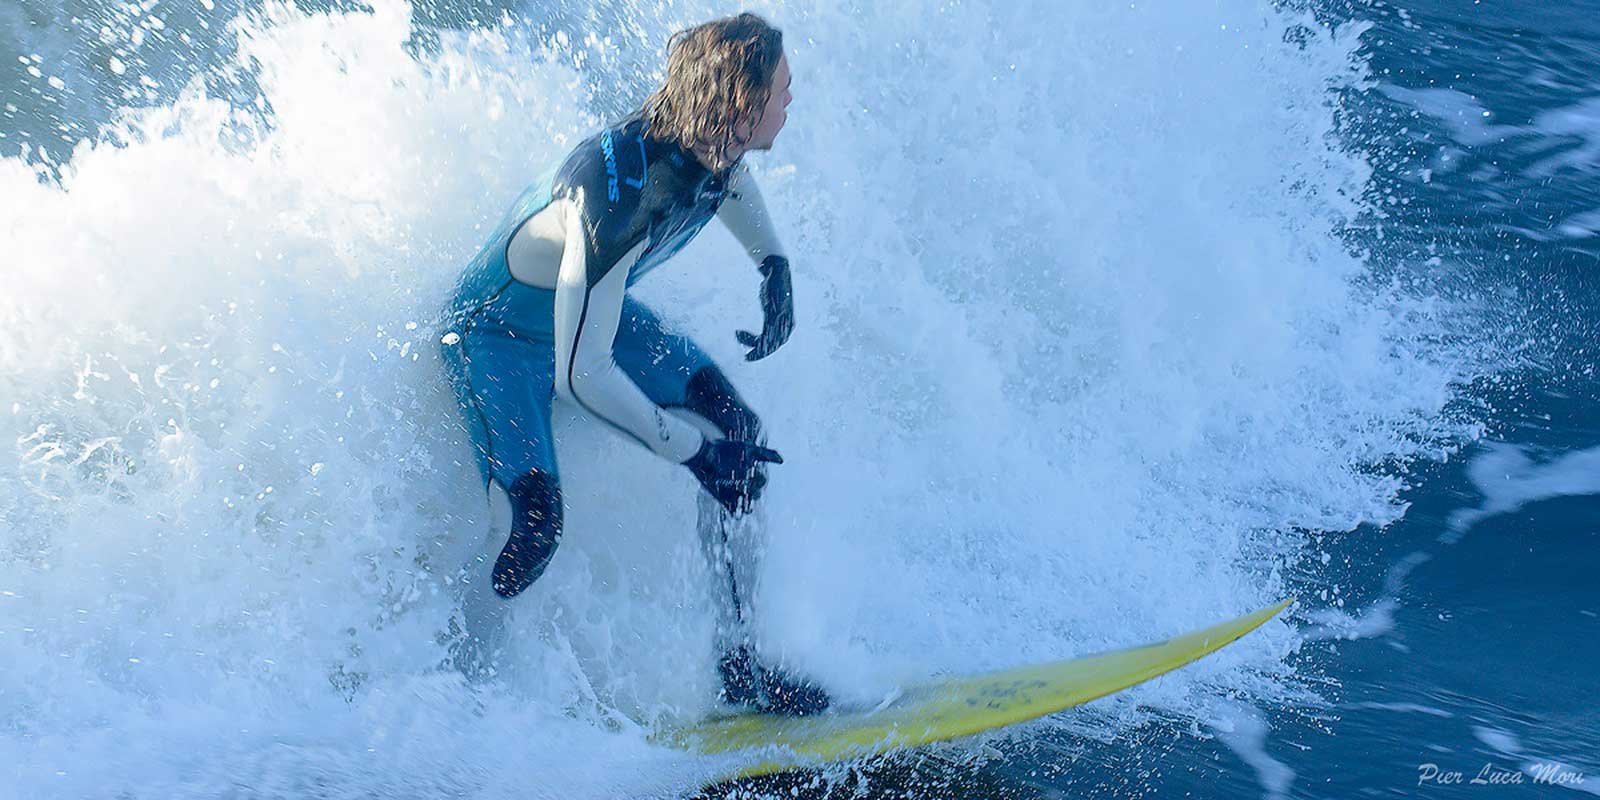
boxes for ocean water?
[1,1,1595,798]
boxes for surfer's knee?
[489,471,564,598]
[684,365,763,443]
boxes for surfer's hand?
[736,255,793,361]
[684,438,783,515]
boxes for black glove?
[683,437,784,515]
[736,255,794,362]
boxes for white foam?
[1449,442,1600,533]
[1348,700,1453,717]
[1302,598,1398,641]
[1379,85,1520,147]
[1381,84,1600,241]
[1214,703,1297,800]
[1474,724,1600,795]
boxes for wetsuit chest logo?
[601,131,621,202]
[600,130,646,203]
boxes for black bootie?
[717,645,830,716]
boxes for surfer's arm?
[717,164,794,361]
[716,163,788,264]
[552,207,706,463]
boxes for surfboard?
[658,598,1292,779]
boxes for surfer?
[440,13,828,716]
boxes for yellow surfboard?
[659,598,1292,779]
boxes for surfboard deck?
[657,598,1292,779]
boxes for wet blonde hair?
[642,13,784,171]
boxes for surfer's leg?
[612,300,827,715]
[674,359,769,646]
[442,329,563,678]
[610,300,762,641]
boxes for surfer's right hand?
[736,255,794,361]
[683,438,783,515]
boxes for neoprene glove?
[684,437,784,515]
[736,255,794,361]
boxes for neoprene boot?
[717,645,830,716]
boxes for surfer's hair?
[643,13,784,172]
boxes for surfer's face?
[745,53,791,152]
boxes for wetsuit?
[440,114,787,680]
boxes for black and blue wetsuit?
[440,113,789,662]
[442,112,828,715]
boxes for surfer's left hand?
[736,255,793,361]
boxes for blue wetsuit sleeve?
[552,195,706,464]
[716,164,788,264]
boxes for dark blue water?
[1292,3,1600,792]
